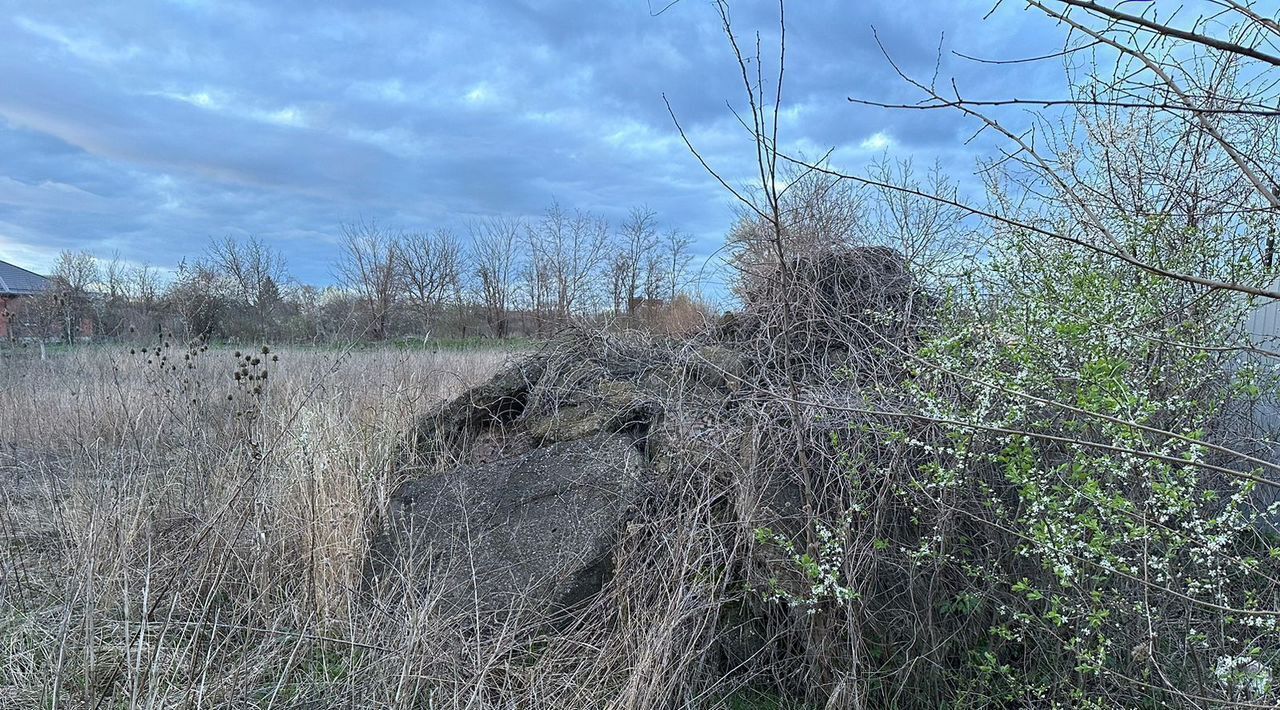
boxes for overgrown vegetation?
[2,205,704,348]
[5,1,1280,708]
[0,345,512,708]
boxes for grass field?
[0,343,513,708]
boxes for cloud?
[859,131,895,152]
[0,225,63,272]
[0,1,1066,284]
[152,88,308,127]
[13,16,142,65]
[464,83,494,105]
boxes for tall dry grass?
[0,343,520,709]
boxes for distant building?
[1238,283,1280,521]
[0,259,96,341]
[1246,282,1280,421]
[0,259,51,339]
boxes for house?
[0,259,50,339]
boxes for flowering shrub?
[753,221,1280,705]
[888,224,1280,703]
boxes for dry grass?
[0,343,517,709]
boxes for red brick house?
[0,259,50,339]
[0,259,94,341]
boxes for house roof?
[0,260,50,296]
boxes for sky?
[0,0,1067,286]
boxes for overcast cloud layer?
[0,0,1065,284]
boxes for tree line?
[6,202,705,345]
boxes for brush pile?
[367,246,932,706]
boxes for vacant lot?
[0,344,511,708]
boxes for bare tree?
[206,235,290,340]
[335,220,400,341]
[520,233,553,335]
[661,227,695,303]
[470,217,522,338]
[127,263,163,340]
[447,260,474,339]
[52,249,99,295]
[99,252,130,337]
[46,249,100,344]
[531,201,611,324]
[165,259,222,340]
[129,263,161,312]
[611,206,660,314]
[820,0,1280,300]
[865,156,973,281]
[397,228,465,339]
